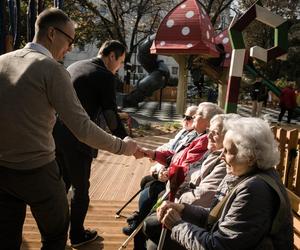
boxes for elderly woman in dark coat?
[155,117,293,250]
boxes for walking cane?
[118,190,170,249]
[115,188,142,218]
[157,164,186,250]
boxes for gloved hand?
[122,136,138,156]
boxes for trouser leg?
[134,230,147,250]
[257,101,263,117]
[0,161,69,250]
[287,109,293,123]
[67,151,93,240]
[29,161,69,250]
[55,148,71,192]
[139,182,165,220]
[278,107,286,122]
[251,101,258,117]
[0,189,26,250]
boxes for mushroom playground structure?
[125,0,293,115]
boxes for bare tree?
[63,0,179,60]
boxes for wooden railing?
[272,126,300,249]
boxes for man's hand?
[122,136,138,156]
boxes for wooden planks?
[20,133,173,249]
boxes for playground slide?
[245,64,300,114]
[123,34,170,107]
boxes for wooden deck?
[21,133,174,250]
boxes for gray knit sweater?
[0,47,126,169]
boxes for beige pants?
[252,100,263,117]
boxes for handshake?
[121,136,155,160]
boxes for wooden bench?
[272,126,300,249]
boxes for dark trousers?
[55,144,93,241]
[278,107,293,123]
[143,213,185,250]
[0,161,69,250]
[138,182,166,220]
[133,181,165,249]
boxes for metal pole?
[157,228,167,250]
[118,190,170,249]
[115,188,142,218]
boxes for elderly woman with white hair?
[156,117,293,250]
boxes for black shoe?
[126,211,140,224]
[122,219,140,236]
[71,229,98,248]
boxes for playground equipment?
[123,34,170,107]
[2,0,293,115]
[123,0,292,115]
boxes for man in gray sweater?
[0,8,137,250]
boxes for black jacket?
[54,57,127,157]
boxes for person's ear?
[109,52,115,61]
[47,27,55,43]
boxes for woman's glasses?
[183,115,193,121]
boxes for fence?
[272,126,300,249]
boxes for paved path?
[123,101,300,127]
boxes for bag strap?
[207,176,249,225]
[207,173,286,235]
[256,174,287,235]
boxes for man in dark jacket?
[53,40,128,247]
[250,77,267,117]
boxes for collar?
[24,42,53,59]
[92,57,106,68]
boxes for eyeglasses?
[53,27,75,47]
[183,115,193,121]
[206,128,221,136]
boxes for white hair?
[210,113,241,134]
[185,105,198,115]
[225,117,280,170]
[198,102,224,120]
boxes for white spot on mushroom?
[201,14,205,19]
[186,11,194,18]
[222,37,229,44]
[182,27,190,36]
[208,25,211,30]
[219,33,224,38]
[187,43,193,48]
[180,4,186,8]
[166,19,174,28]
[160,41,166,46]
[225,53,230,58]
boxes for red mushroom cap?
[151,0,219,58]
[214,29,232,67]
